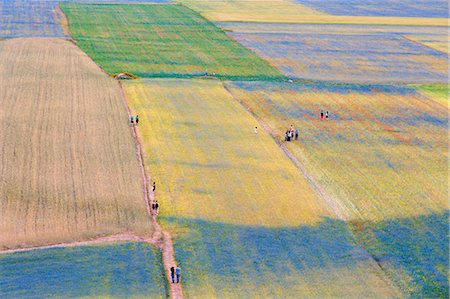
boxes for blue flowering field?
[0,243,168,298]
[295,0,449,18]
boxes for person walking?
[320,110,324,120]
[130,115,134,125]
[175,265,181,283]
[155,200,159,214]
[295,129,299,140]
[151,201,156,211]
[325,111,329,119]
[135,115,139,126]
[254,126,258,134]
[170,266,175,283]
[153,182,156,192]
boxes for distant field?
[123,78,401,297]
[0,0,171,39]
[0,242,167,298]
[295,0,449,17]
[177,0,447,25]
[404,34,449,54]
[177,0,325,23]
[0,38,151,249]
[221,23,448,83]
[225,80,448,298]
[416,84,449,106]
[61,3,284,80]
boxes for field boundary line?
[118,81,184,299]
[0,233,155,255]
[222,82,354,221]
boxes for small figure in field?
[153,181,156,192]
[295,129,299,140]
[170,266,175,283]
[285,129,293,141]
[254,126,258,134]
[155,200,159,214]
[325,111,329,119]
[320,110,324,120]
[135,115,139,126]
[130,115,134,125]
[151,201,156,211]
[175,265,181,283]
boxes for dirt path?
[118,81,183,299]
[0,233,155,255]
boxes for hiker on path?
[320,110,324,120]
[153,182,156,192]
[254,126,258,134]
[135,115,139,126]
[170,266,175,283]
[155,200,159,214]
[295,129,299,140]
[325,111,329,119]
[175,265,181,283]
[130,115,134,125]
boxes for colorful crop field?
[224,80,449,297]
[0,38,152,250]
[178,0,448,26]
[0,242,167,298]
[123,78,402,297]
[223,24,448,83]
[404,34,449,55]
[295,0,449,18]
[0,0,172,39]
[61,3,284,80]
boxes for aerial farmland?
[0,0,448,298]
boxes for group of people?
[320,110,329,120]
[285,125,299,141]
[170,265,182,283]
[130,115,139,125]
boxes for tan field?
[0,38,152,250]
[178,0,448,26]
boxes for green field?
[61,3,284,80]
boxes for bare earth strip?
[0,38,152,250]
[0,233,155,255]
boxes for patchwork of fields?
[224,81,449,296]
[2,1,449,298]
[178,0,448,26]
[123,78,401,297]
[0,0,171,39]
[220,23,448,83]
[61,3,284,80]
[0,38,151,249]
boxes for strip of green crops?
[61,3,285,80]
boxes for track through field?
[118,81,184,299]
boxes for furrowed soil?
[0,38,152,250]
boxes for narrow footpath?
[119,82,184,299]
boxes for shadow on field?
[164,211,448,298]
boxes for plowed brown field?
[0,38,152,250]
